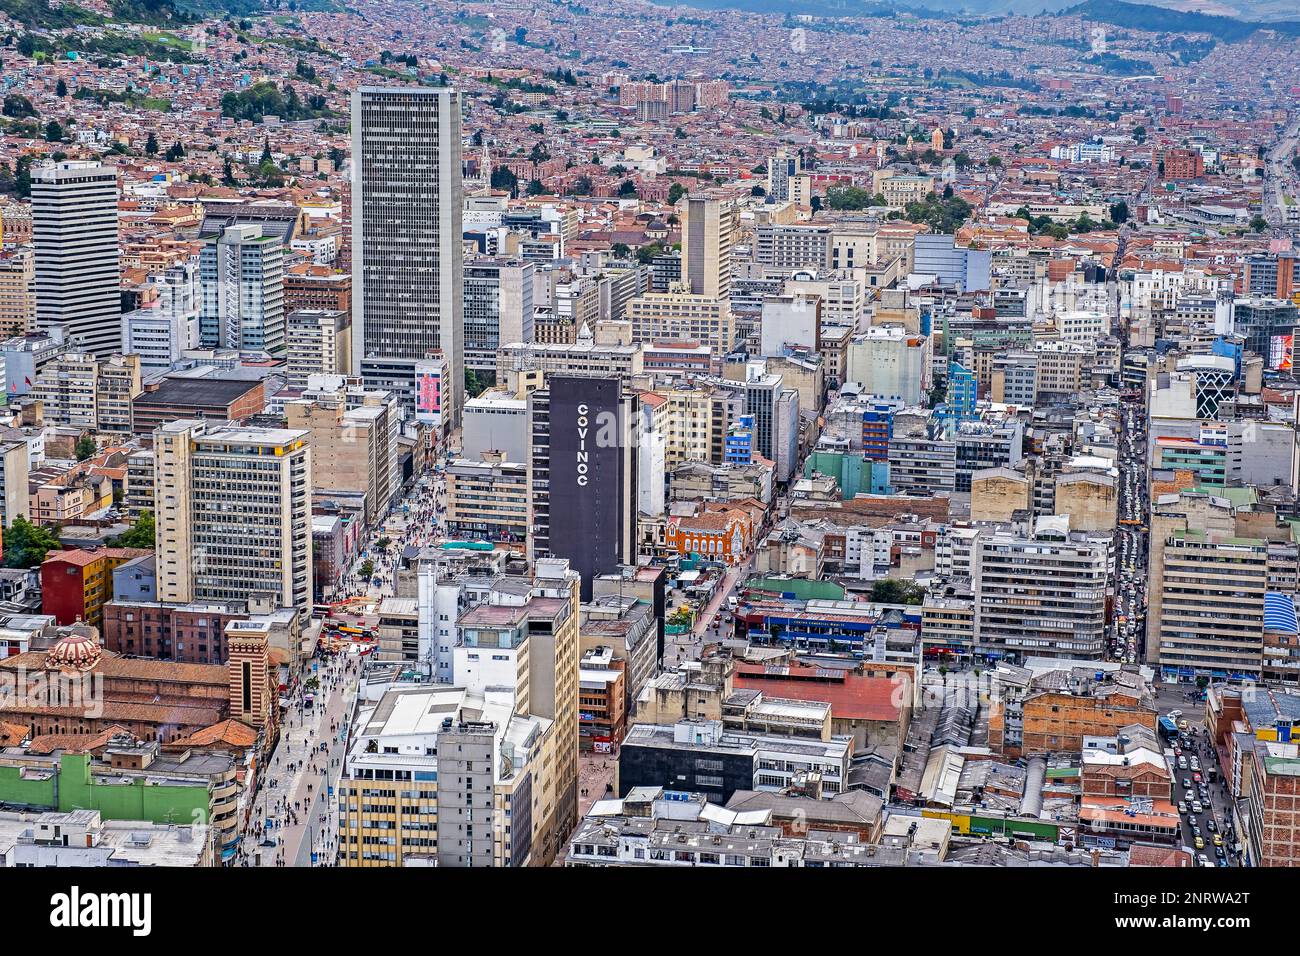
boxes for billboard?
[546,376,628,598]
[1269,334,1293,371]
[415,358,444,426]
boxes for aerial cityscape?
[0,0,1298,898]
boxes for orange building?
[664,507,753,564]
[992,686,1158,756]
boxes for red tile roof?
[733,663,906,722]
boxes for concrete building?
[351,86,464,422]
[846,326,931,405]
[464,259,534,372]
[445,454,529,543]
[32,162,120,357]
[972,518,1109,661]
[154,420,312,620]
[679,196,736,300]
[0,249,35,338]
[285,309,351,390]
[199,224,285,355]
[285,383,394,527]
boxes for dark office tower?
[529,375,637,600]
[32,161,121,357]
[350,86,464,424]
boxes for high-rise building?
[154,420,313,619]
[972,520,1109,661]
[463,258,534,372]
[199,223,285,355]
[351,86,464,422]
[679,196,736,300]
[32,161,121,356]
[529,375,637,599]
[1146,494,1267,681]
[0,439,29,527]
[0,248,35,338]
[285,308,351,389]
[767,150,801,203]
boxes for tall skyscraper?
[32,161,121,357]
[679,196,736,300]
[351,86,464,424]
[529,375,637,600]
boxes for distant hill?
[1066,0,1300,40]
[668,0,1300,31]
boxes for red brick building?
[102,600,250,664]
[40,548,152,632]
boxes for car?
[1178,756,1188,770]
[1207,819,1217,833]
[1178,719,1190,732]
[1194,836,1205,850]
[1191,824,1201,838]
[1173,746,1182,757]
[1177,801,1188,814]
[1192,801,1204,814]
[1198,853,1211,867]
[1215,845,1226,859]
[1182,776,1192,788]
[1216,858,1229,867]
[1184,790,1195,803]
[1190,757,1200,771]
[1193,772,1202,783]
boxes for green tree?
[869,578,926,605]
[55,78,67,98]
[74,436,97,460]
[44,120,62,142]
[1251,214,1268,232]
[465,368,486,397]
[2,517,61,569]
[108,511,155,549]
[1109,200,1130,224]
[358,559,375,581]
[667,182,687,205]
[145,131,158,155]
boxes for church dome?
[45,629,102,672]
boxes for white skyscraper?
[32,161,121,357]
[351,86,464,425]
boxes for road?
[234,455,450,867]
[1262,112,1300,230]
[235,650,362,867]
[1154,690,1241,868]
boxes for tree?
[108,511,155,549]
[667,182,687,205]
[145,131,158,155]
[617,179,637,197]
[55,78,67,98]
[465,368,486,397]
[358,559,375,581]
[869,578,925,605]
[2,92,36,118]
[164,141,184,162]
[2,517,61,569]
[74,436,97,460]
[1109,200,1130,224]
[260,138,273,165]
[1251,214,1268,232]
[611,242,631,258]
[44,120,62,142]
